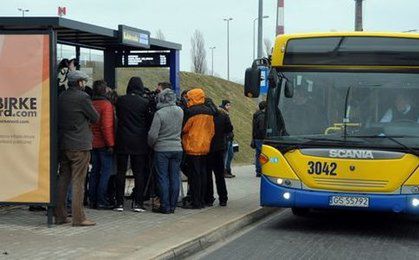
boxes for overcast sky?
[3,0,419,82]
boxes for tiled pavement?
[0,165,261,259]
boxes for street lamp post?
[18,8,29,17]
[257,0,263,58]
[253,15,269,60]
[209,46,216,76]
[223,17,233,81]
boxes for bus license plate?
[329,196,369,208]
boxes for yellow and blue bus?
[245,32,419,216]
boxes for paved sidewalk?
[0,166,268,260]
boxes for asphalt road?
[198,209,419,260]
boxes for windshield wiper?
[302,137,364,145]
[342,83,382,141]
[348,135,419,156]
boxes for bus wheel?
[291,207,310,217]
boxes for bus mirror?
[244,67,261,98]
[284,81,294,98]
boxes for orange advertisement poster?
[0,34,51,203]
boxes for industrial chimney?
[276,0,285,35]
[354,0,364,31]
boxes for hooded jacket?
[252,109,266,140]
[91,95,115,149]
[115,77,151,155]
[182,88,215,156]
[205,99,233,152]
[147,89,184,152]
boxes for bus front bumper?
[261,175,419,214]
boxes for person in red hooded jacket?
[89,80,115,209]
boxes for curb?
[153,207,279,260]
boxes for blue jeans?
[224,141,234,174]
[154,151,183,212]
[254,140,263,174]
[89,148,114,206]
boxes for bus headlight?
[283,192,291,200]
[401,185,419,194]
[267,176,302,189]
[412,198,419,207]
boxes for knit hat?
[220,99,231,108]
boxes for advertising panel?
[0,33,51,203]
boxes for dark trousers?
[115,154,147,206]
[206,151,228,204]
[254,140,263,174]
[154,151,183,212]
[55,150,90,225]
[186,155,207,208]
[89,148,113,206]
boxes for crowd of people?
[53,60,237,227]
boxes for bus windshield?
[266,71,419,150]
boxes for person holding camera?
[148,83,184,214]
[114,77,152,212]
[57,58,79,97]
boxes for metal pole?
[253,16,269,60]
[253,18,257,60]
[227,20,230,80]
[257,0,263,58]
[212,48,214,76]
[223,18,233,81]
[210,46,216,76]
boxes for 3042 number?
[307,161,337,176]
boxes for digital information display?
[126,53,169,67]
[118,25,150,48]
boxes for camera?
[142,88,159,113]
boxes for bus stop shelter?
[0,17,182,93]
[0,17,181,226]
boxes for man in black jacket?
[252,101,267,177]
[55,70,99,226]
[220,100,235,178]
[205,99,233,207]
[114,77,152,212]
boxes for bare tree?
[264,38,273,57]
[155,29,166,40]
[190,30,207,74]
